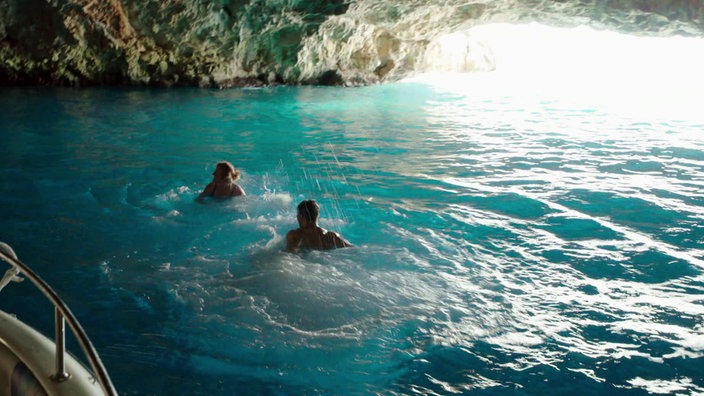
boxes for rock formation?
[0,0,701,87]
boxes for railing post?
[1,245,117,395]
[51,307,71,382]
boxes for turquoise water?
[2,33,704,395]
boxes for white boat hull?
[0,310,104,396]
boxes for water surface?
[1,26,703,396]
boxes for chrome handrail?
[0,243,118,396]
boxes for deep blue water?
[2,27,704,396]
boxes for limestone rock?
[0,0,701,87]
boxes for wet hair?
[217,161,241,180]
[297,200,320,223]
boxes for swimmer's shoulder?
[322,230,353,249]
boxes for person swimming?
[286,200,352,252]
[196,161,245,201]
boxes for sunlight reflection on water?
[2,24,704,393]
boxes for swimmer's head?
[297,200,320,225]
[214,161,241,180]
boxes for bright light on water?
[1,23,703,396]
[416,23,704,122]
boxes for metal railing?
[0,242,118,396]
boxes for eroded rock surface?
[0,0,701,87]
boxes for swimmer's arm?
[329,232,353,249]
[232,184,246,196]
[286,230,302,253]
[196,182,215,202]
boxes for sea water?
[1,25,704,396]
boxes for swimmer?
[196,161,245,201]
[286,200,352,252]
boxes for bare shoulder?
[196,182,216,201]
[286,228,302,242]
[232,184,245,196]
[286,228,303,252]
[323,231,353,249]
